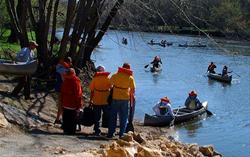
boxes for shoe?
[94,132,101,136]
[54,119,62,124]
[25,96,35,100]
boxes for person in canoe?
[151,56,162,69]
[153,97,174,117]
[222,65,232,77]
[150,39,154,44]
[184,90,202,110]
[207,62,217,73]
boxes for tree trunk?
[7,26,18,43]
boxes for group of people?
[55,61,136,138]
[207,62,231,77]
[153,90,202,117]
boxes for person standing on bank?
[89,65,112,136]
[54,58,70,124]
[12,41,38,100]
[61,68,83,135]
[107,63,136,138]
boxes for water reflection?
[183,121,203,138]
[207,78,232,87]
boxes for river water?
[90,30,250,157]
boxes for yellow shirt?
[111,71,136,100]
[89,73,111,105]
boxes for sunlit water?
[60,30,250,156]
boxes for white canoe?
[0,60,38,75]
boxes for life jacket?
[90,72,111,105]
[118,67,133,76]
[159,102,168,115]
[111,67,135,100]
[188,100,196,110]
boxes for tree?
[5,0,124,69]
[5,0,124,97]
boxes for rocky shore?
[0,74,221,157]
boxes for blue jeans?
[108,100,129,137]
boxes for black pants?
[93,105,108,133]
[12,75,31,99]
[62,108,77,135]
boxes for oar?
[206,109,213,116]
[232,71,241,77]
[144,64,149,68]
[126,96,135,133]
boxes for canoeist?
[222,65,231,77]
[150,39,154,44]
[207,62,217,73]
[107,63,136,138]
[184,90,202,110]
[122,37,128,45]
[151,56,162,69]
[152,97,174,117]
[61,68,83,135]
[89,65,112,136]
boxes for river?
[90,30,250,157]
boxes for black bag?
[79,106,95,126]
[107,88,113,105]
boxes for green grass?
[0,29,21,58]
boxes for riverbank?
[0,74,222,157]
[109,26,250,41]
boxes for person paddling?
[151,56,162,69]
[184,90,202,110]
[222,65,232,77]
[153,96,174,118]
[207,62,217,74]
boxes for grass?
[0,29,21,59]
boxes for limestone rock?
[0,112,9,128]
[137,145,163,157]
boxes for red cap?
[189,90,197,96]
[161,97,170,103]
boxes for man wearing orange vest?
[89,65,112,136]
[107,63,136,138]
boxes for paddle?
[126,96,135,133]
[231,71,241,77]
[206,109,213,116]
[144,64,149,68]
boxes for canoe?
[148,42,165,47]
[207,73,232,83]
[144,101,208,127]
[178,44,207,47]
[0,60,38,75]
[150,66,162,73]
